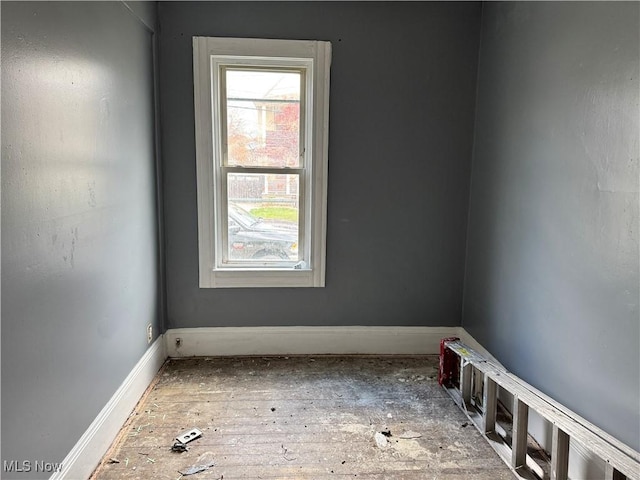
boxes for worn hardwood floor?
[91,356,515,480]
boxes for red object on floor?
[439,337,460,387]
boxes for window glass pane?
[227,173,299,262]
[226,69,301,168]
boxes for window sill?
[200,268,324,288]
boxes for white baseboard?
[164,326,463,357]
[50,336,166,480]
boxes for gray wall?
[158,1,482,328]
[1,2,160,477]
[463,2,639,450]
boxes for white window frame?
[193,37,331,288]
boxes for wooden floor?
[92,356,515,480]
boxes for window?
[193,37,331,288]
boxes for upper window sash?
[213,61,312,170]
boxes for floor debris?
[171,441,189,453]
[172,427,202,452]
[374,432,390,448]
[179,463,215,476]
[175,428,202,444]
[179,452,215,476]
[398,431,422,439]
[281,444,297,461]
